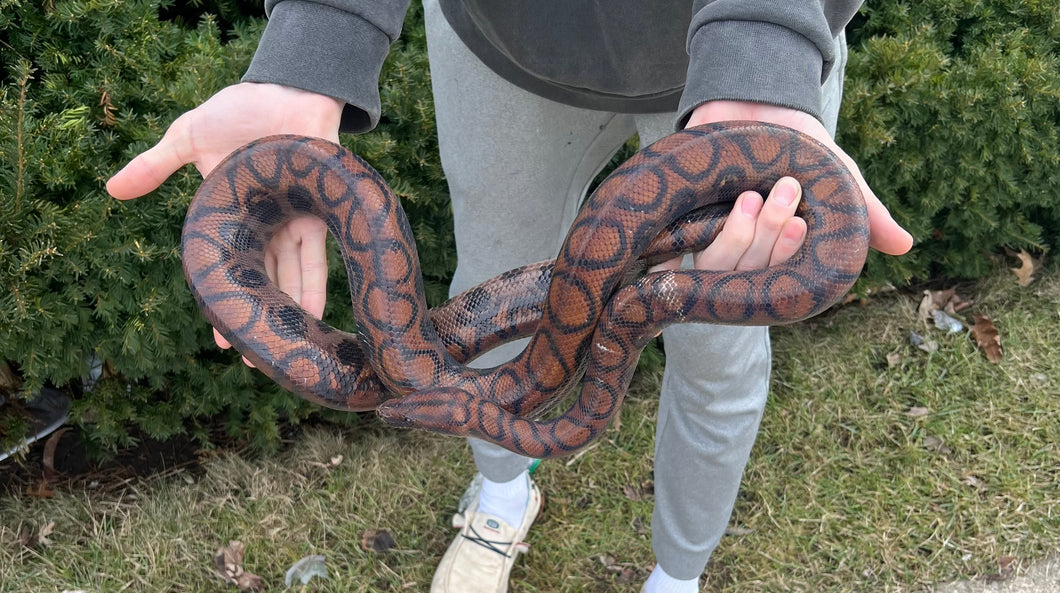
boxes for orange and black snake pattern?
[181,122,869,458]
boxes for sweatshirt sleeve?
[677,0,862,128]
[242,0,413,133]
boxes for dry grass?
[2,269,1058,592]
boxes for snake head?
[376,388,476,436]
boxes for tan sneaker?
[431,475,543,593]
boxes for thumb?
[106,126,190,200]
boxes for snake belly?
[182,122,869,458]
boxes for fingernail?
[772,178,799,206]
[741,193,762,217]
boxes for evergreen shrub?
[840,0,1060,283]
[0,0,449,451]
[0,0,1056,449]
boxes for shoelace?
[461,523,515,557]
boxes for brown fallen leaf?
[214,540,265,591]
[962,473,988,491]
[918,288,971,324]
[985,555,1018,583]
[233,572,265,590]
[886,352,903,368]
[923,435,952,455]
[594,554,647,584]
[0,360,21,391]
[598,554,628,575]
[360,529,396,553]
[944,293,972,315]
[621,480,654,501]
[905,406,930,418]
[970,315,1003,363]
[930,288,956,310]
[215,540,244,571]
[19,521,55,548]
[37,521,54,546]
[1009,250,1040,287]
[306,454,344,470]
[917,291,936,325]
[26,480,55,498]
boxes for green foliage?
[0,0,291,453]
[841,0,1060,284]
[158,0,264,33]
[0,0,451,453]
[1,0,1057,450]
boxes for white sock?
[476,471,529,529]
[643,564,699,593]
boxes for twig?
[15,61,32,213]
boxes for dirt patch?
[0,426,227,497]
[0,412,380,499]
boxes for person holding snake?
[108,1,913,591]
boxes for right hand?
[649,176,808,274]
[106,82,345,363]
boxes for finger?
[735,177,802,271]
[212,329,257,368]
[692,191,762,272]
[769,217,807,266]
[295,219,329,320]
[647,255,683,274]
[865,191,913,255]
[213,327,231,349]
[831,149,913,256]
[271,227,304,306]
[264,248,278,295]
[106,122,190,200]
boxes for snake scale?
[181,122,869,459]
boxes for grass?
[2,267,1058,592]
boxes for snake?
[181,122,869,458]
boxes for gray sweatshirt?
[243,0,862,133]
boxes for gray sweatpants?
[423,0,847,579]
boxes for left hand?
[652,101,913,274]
[107,82,342,365]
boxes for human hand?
[653,101,913,274]
[106,82,345,362]
[687,100,914,258]
[650,175,809,273]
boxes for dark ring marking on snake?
[181,122,869,458]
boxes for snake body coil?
[182,122,869,458]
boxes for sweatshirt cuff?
[242,1,389,133]
[677,20,825,130]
